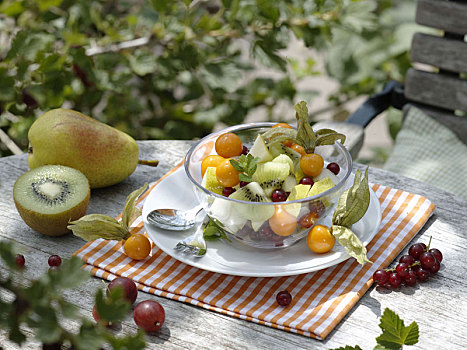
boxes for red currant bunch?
[373,238,443,288]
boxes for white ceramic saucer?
[142,167,382,277]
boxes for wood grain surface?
[1,140,466,349]
[416,0,467,34]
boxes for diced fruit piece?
[269,143,301,170]
[268,205,297,236]
[252,162,289,197]
[248,134,273,163]
[133,300,165,332]
[272,123,293,129]
[239,181,249,187]
[124,234,151,260]
[201,155,225,177]
[312,168,339,185]
[222,187,236,197]
[215,132,243,158]
[107,277,138,305]
[208,197,247,233]
[307,177,335,197]
[202,167,224,195]
[309,200,326,218]
[216,159,240,187]
[230,182,268,202]
[272,154,293,173]
[276,290,292,306]
[306,225,335,253]
[300,153,324,177]
[285,184,311,217]
[326,162,340,175]
[241,146,249,155]
[282,175,297,193]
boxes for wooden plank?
[416,0,467,34]
[403,104,467,145]
[410,33,467,73]
[405,68,467,112]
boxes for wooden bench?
[344,0,467,161]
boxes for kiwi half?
[13,165,90,236]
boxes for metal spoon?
[146,204,204,230]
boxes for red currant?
[408,243,426,260]
[399,254,415,265]
[276,290,292,306]
[396,263,410,279]
[416,268,430,282]
[271,189,287,202]
[373,269,389,285]
[299,177,314,186]
[429,248,443,263]
[420,252,436,270]
[404,269,417,286]
[326,162,340,175]
[48,255,62,267]
[430,260,441,274]
[241,145,249,155]
[15,254,25,268]
[388,272,402,288]
[222,187,236,197]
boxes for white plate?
[142,167,382,277]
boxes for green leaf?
[239,173,252,182]
[27,306,61,344]
[0,68,16,102]
[203,219,229,241]
[315,129,346,147]
[329,346,363,350]
[107,330,146,350]
[68,214,129,241]
[294,101,316,153]
[75,319,105,350]
[95,288,131,323]
[376,308,419,349]
[332,225,371,265]
[332,167,370,228]
[229,159,244,172]
[122,183,148,229]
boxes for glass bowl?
[184,123,352,249]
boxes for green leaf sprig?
[229,154,260,182]
[331,167,372,265]
[68,183,148,242]
[203,219,231,242]
[330,308,419,350]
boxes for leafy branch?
[0,241,146,349]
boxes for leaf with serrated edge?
[294,101,316,153]
[229,159,244,172]
[332,225,371,265]
[333,167,370,228]
[376,308,419,349]
[122,183,148,228]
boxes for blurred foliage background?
[0,0,418,158]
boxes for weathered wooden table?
[1,140,466,349]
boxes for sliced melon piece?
[208,197,247,233]
[282,175,297,193]
[272,154,293,173]
[307,177,335,197]
[249,134,273,163]
[285,184,311,217]
[201,167,224,195]
[313,168,340,185]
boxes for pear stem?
[138,159,159,167]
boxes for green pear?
[28,109,139,188]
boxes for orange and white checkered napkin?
[74,165,435,340]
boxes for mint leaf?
[376,308,419,349]
[203,219,230,241]
[95,288,131,323]
[107,329,146,350]
[229,154,259,179]
[229,159,244,172]
[239,173,252,182]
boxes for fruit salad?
[186,102,353,249]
